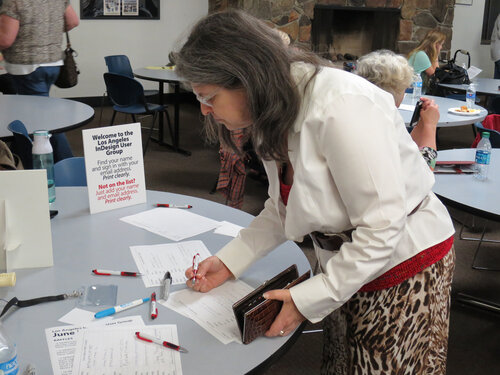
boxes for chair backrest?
[7,120,33,169]
[104,55,134,78]
[103,72,146,108]
[54,157,87,186]
[473,121,500,148]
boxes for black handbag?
[428,49,470,95]
[54,31,79,88]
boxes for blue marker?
[94,297,150,319]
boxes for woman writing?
[408,29,446,85]
[178,10,455,374]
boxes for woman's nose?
[200,103,213,116]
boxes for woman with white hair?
[356,49,439,169]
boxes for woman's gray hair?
[356,50,414,101]
[174,9,326,161]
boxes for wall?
[52,0,208,98]
[451,0,494,78]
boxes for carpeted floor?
[66,100,500,375]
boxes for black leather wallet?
[232,264,310,344]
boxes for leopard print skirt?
[321,247,455,375]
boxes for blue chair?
[54,157,87,186]
[7,120,33,169]
[103,72,173,155]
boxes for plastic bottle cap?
[482,132,490,138]
[0,272,16,287]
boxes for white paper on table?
[131,240,212,287]
[120,207,221,241]
[213,221,243,237]
[467,66,482,81]
[161,280,253,344]
[46,316,144,375]
[70,325,183,375]
[399,103,416,112]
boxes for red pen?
[135,332,188,353]
[155,204,192,209]
[150,292,158,320]
[92,269,143,277]
[190,253,200,285]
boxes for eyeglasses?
[193,87,221,107]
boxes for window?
[481,0,500,44]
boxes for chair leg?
[164,109,174,143]
[143,112,158,156]
[110,110,117,125]
[132,114,137,123]
[98,92,107,126]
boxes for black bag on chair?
[55,32,79,88]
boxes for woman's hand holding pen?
[185,256,233,292]
[262,289,306,337]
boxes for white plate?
[448,107,481,116]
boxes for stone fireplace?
[209,0,455,60]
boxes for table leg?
[456,292,500,314]
[150,81,191,156]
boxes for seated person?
[407,29,446,93]
[356,49,439,169]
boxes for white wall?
[52,0,208,98]
[451,0,494,78]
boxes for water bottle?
[412,74,422,103]
[32,130,56,203]
[0,323,19,375]
[474,132,491,181]
[466,82,476,109]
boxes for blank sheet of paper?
[131,240,212,287]
[120,207,220,241]
[161,280,254,344]
[71,325,183,375]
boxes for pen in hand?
[135,331,188,353]
[92,269,143,277]
[150,292,158,320]
[190,253,200,285]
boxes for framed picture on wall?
[456,0,473,5]
[80,0,160,20]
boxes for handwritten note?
[130,240,212,287]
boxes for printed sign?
[82,123,146,214]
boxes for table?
[1,187,311,374]
[439,77,500,96]
[134,68,191,156]
[0,95,94,139]
[399,95,487,127]
[433,148,500,313]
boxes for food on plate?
[455,105,478,113]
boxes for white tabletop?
[433,148,500,220]
[399,95,487,128]
[439,77,500,96]
[134,67,183,83]
[0,95,94,139]
[1,187,311,374]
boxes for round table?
[134,68,190,156]
[0,95,95,139]
[439,78,500,96]
[399,95,487,127]
[1,187,311,374]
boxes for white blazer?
[217,63,454,323]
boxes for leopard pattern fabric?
[321,246,455,375]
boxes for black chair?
[7,120,33,169]
[102,72,173,155]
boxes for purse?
[232,264,310,344]
[54,31,79,88]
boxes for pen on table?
[135,331,188,353]
[155,203,192,209]
[150,292,158,320]
[160,271,172,301]
[190,253,200,285]
[94,297,150,319]
[92,269,143,277]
